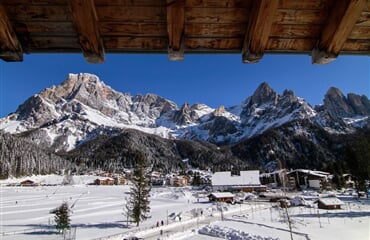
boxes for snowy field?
[1,175,370,240]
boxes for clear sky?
[0,53,369,118]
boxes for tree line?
[0,131,71,179]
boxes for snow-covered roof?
[318,197,344,206]
[212,171,261,186]
[288,169,330,178]
[210,192,235,198]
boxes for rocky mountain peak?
[213,105,225,116]
[172,103,199,125]
[1,73,369,153]
[249,82,278,106]
[347,93,370,115]
[323,87,354,118]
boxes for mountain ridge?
[1,73,369,152]
[1,73,370,178]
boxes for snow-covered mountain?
[1,73,369,152]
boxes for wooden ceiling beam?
[167,0,185,61]
[69,0,105,63]
[242,0,279,63]
[0,4,23,62]
[312,0,367,64]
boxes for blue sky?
[0,53,369,118]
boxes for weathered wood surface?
[69,0,105,63]
[0,4,23,61]
[242,0,279,63]
[312,0,367,64]
[0,0,368,63]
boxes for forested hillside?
[0,131,70,179]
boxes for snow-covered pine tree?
[50,202,71,233]
[127,151,151,226]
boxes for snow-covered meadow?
[1,175,369,240]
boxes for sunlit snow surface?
[1,175,370,240]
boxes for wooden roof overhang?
[0,0,369,64]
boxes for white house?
[211,170,266,192]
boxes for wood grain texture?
[0,0,368,63]
[0,4,23,61]
[242,0,279,63]
[313,0,367,64]
[167,0,185,60]
[69,0,105,63]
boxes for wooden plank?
[312,0,367,64]
[356,12,370,26]
[185,8,249,23]
[185,0,251,8]
[267,38,316,51]
[4,5,71,21]
[94,0,166,6]
[0,4,23,61]
[167,0,185,60]
[348,26,370,39]
[342,39,370,51]
[271,24,322,38]
[100,22,167,36]
[25,36,80,51]
[96,6,166,22]
[103,37,167,50]
[275,9,328,24]
[185,38,242,50]
[0,0,66,6]
[242,0,279,63]
[69,0,105,63]
[278,0,333,10]
[13,21,76,37]
[185,23,245,37]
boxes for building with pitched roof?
[211,170,266,192]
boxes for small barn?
[208,192,235,203]
[317,198,344,210]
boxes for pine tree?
[126,151,151,226]
[50,202,71,233]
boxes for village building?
[342,174,356,188]
[211,171,266,192]
[19,180,37,187]
[208,192,235,203]
[113,176,126,185]
[260,169,287,188]
[287,169,331,190]
[150,171,165,186]
[166,175,189,187]
[94,178,114,185]
[317,197,344,210]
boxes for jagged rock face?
[213,106,225,116]
[172,103,199,125]
[0,74,369,153]
[324,87,355,118]
[239,83,317,138]
[248,82,278,106]
[0,73,179,151]
[15,95,57,127]
[347,93,370,115]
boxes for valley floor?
[1,175,369,240]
